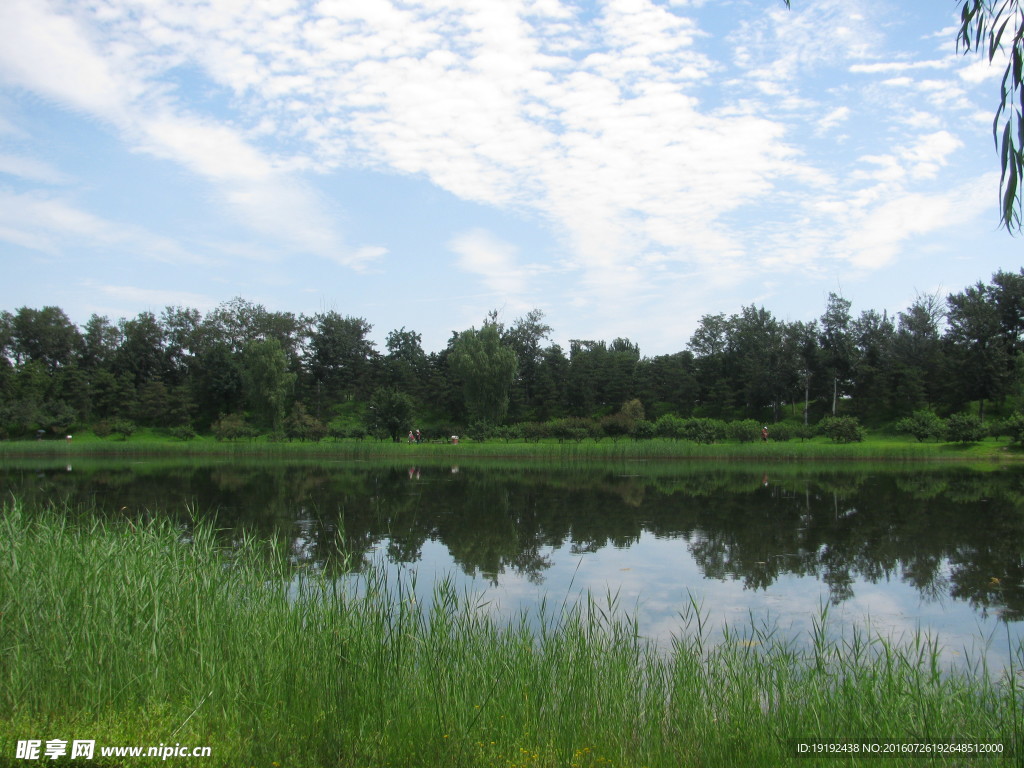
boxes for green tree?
[892,293,946,413]
[688,313,735,417]
[383,327,428,401]
[850,309,895,421]
[634,351,698,419]
[115,311,168,387]
[946,280,1010,422]
[240,338,295,431]
[946,412,986,444]
[10,306,82,371]
[818,415,865,443]
[81,314,122,371]
[284,402,328,441]
[819,293,855,416]
[309,312,378,403]
[503,308,552,421]
[449,318,518,426]
[729,305,791,420]
[894,410,946,442]
[366,386,415,441]
[532,344,570,420]
[190,343,244,427]
[160,306,202,385]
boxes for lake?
[4,457,1023,670]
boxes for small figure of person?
[415,429,422,444]
[761,425,769,442]
[408,430,414,444]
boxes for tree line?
[1,269,1022,441]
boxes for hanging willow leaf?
[781,0,1023,231]
[953,1,1023,232]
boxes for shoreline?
[1,434,1022,463]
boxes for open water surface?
[4,457,1024,668]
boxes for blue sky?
[0,0,1019,355]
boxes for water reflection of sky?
[384,532,1022,673]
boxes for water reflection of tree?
[6,462,1024,621]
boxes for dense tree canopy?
[1,271,1023,440]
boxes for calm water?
[5,458,1024,667]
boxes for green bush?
[818,416,865,443]
[1000,411,1024,444]
[726,419,760,443]
[681,418,725,444]
[600,413,632,441]
[465,421,493,442]
[284,403,328,442]
[520,422,548,442]
[945,412,985,444]
[93,418,136,440]
[492,424,522,443]
[894,409,946,442]
[168,425,197,441]
[212,413,256,441]
[654,414,685,440]
[549,417,591,443]
[632,420,655,440]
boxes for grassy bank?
[1,500,1021,767]
[1,430,1021,463]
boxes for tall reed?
[1,499,1020,767]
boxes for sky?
[0,0,1019,356]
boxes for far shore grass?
[2,428,1022,463]
[1,499,1021,767]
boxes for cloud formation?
[0,0,1010,349]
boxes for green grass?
[2,429,1022,463]
[1,499,1021,767]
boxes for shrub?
[818,416,865,443]
[894,410,946,442]
[768,423,793,442]
[466,421,493,442]
[94,419,136,440]
[792,423,815,441]
[600,413,632,442]
[493,424,522,443]
[212,413,256,441]
[632,420,655,440]
[110,419,137,440]
[520,422,548,442]
[654,414,686,440]
[681,418,725,444]
[1000,411,1024,444]
[726,419,760,443]
[346,426,368,441]
[168,425,197,441]
[549,418,591,443]
[945,412,985,444]
[284,403,328,442]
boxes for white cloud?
[93,283,217,312]
[0,0,1008,337]
[0,0,375,268]
[449,228,533,296]
[0,188,205,263]
[0,153,71,184]
[833,174,994,270]
[817,106,850,132]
